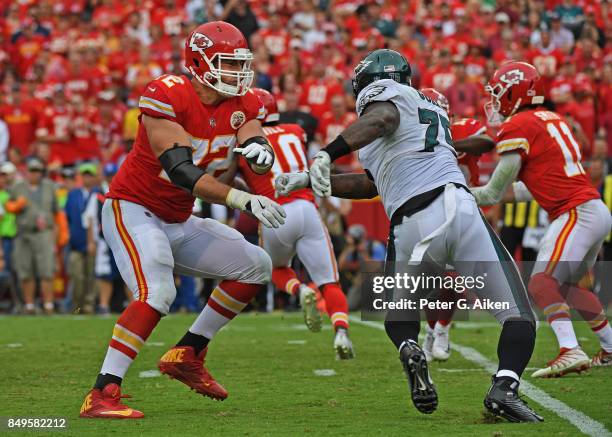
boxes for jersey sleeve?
[355,79,402,117]
[241,90,266,121]
[138,76,187,122]
[495,119,530,157]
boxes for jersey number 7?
[418,108,452,152]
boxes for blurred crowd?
[0,0,611,314]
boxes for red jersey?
[238,123,314,205]
[452,118,486,186]
[108,74,264,223]
[496,109,600,220]
[36,105,75,165]
[258,28,290,57]
[72,105,101,161]
[299,78,344,120]
[0,102,37,156]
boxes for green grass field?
[1,312,610,436]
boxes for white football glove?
[274,172,310,197]
[309,151,332,197]
[234,142,273,166]
[226,188,286,228]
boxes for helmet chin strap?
[202,71,242,97]
[509,97,522,117]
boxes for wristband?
[322,135,351,162]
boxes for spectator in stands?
[548,12,574,53]
[126,46,163,104]
[445,61,480,118]
[0,118,8,162]
[316,94,358,173]
[555,0,584,36]
[0,85,37,163]
[8,157,59,314]
[0,162,17,277]
[279,89,318,146]
[338,224,385,311]
[65,163,100,314]
[221,0,259,43]
[83,163,129,315]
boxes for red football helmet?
[252,88,279,123]
[184,21,254,97]
[420,88,450,114]
[485,61,545,123]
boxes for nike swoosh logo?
[148,86,157,92]
[100,409,134,416]
[416,374,428,391]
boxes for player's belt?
[390,183,470,227]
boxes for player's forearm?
[192,174,232,205]
[453,134,495,155]
[330,173,378,199]
[472,153,522,206]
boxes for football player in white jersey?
[275,49,542,423]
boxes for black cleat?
[399,339,438,414]
[484,376,543,423]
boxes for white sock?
[594,323,612,352]
[189,305,231,340]
[550,319,579,349]
[496,369,519,382]
[100,347,133,379]
[434,322,450,334]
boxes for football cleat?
[158,346,228,400]
[422,325,434,362]
[299,284,322,333]
[591,348,612,367]
[531,346,590,378]
[484,376,543,422]
[79,383,144,419]
[432,323,451,361]
[399,339,438,414]
[334,328,355,360]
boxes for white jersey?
[356,79,466,218]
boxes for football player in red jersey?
[420,87,495,362]
[473,61,612,377]
[236,88,353,359]
[79,22,287,419]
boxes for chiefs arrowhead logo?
[499,69,524,86]
[189,32,213,52]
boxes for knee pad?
[145,280,177,315]
[247,245,273,284]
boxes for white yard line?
[349,316,611,437]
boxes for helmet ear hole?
[193,58,200,67]
[507,89,512,101]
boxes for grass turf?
[0,312,610,436]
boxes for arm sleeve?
[471,153,522,206]
[241,90,266,121]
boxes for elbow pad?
[158,144,206,193]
